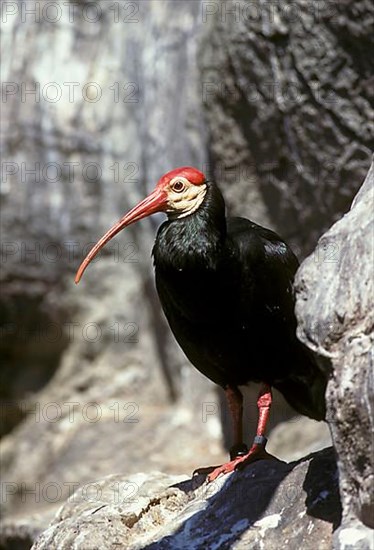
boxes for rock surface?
[199,0,373,256]
[295,160,374,548]
[30,447,340,550]
[1,0,208,437]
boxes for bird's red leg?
[253,383,272,448]
[225,386,248,459]
[193,386,246,477]
[207,383,276,482]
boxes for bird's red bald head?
[155,167,208,220]
[156,166,206,189]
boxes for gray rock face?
[199,0,373,256]
[0,0,209,435]
[30,448,340,550]
[295,161,374,548]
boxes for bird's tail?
[273,348,329,421]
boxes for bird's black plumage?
[153,182,327,421]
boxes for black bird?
[75,167,327,481]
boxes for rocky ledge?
[29,447,341,550]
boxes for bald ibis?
[75,167,327,481]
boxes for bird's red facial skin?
[156,166,206,190]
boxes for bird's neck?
[153,183,227,272]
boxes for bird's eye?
[172,180,185,193]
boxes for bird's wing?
[226,217,300,336]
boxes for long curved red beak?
[75,187,166,284]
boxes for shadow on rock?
[143,450,340,549]
[303,448,342,529]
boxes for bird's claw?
[192,445,249,477]
[192,464,220,477]
[194,444,278,482]
[207,455,248,481]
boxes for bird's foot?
[194,437,278,482]
[192,443,248,478]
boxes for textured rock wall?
[1,0,208,428]
[199,0,373,256]
[295,161,374,548]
